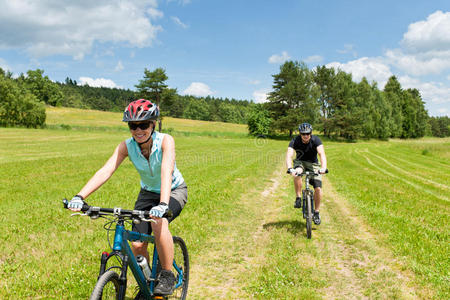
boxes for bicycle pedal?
[153,296,165,300]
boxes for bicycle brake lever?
[141,217,157,223]
[70,212,88,217]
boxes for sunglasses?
[301,133,311,136]
[128,122,151,130]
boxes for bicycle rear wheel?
[305,192,312,239]
[169,236,189,300]
[90,270,121,300]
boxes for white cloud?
[268,51,290,64]
[0,0,163,59]
[437,107,449,116]
[327,57,392,87]
[337,44,357,57]
[304,55,323,64]
[253,89,270,103]
[399,76,450,104]
[0,58,10,71]
[115,60,124,71]
[147,7,164,19]
[171,16,188,29]
[321,11,450,117]
[182,82,213,96]
[385,49,450,76]
[79,77,122,88]
[167,0,191,5]
[249,80,260,85]
[384,10,450,76]
[100,49,115,57]
[402,10,450,53]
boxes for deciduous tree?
[267,61,319,136]
[135,68,170,130]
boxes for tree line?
[0,65,448,138]
[0,67,254,128]
[248,61,449,139]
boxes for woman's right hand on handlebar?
[68,195,84,211]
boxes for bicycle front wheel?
[170,236,189,300]
[90,270,121,300]
[305,193,312,239]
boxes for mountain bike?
[296,169,328,239]
[63,199,189,300]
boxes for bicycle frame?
[99,219,185,299]
[303,172,312,193]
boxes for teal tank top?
[126,132,184,193]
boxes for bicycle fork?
[97,251,128,299]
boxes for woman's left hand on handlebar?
[150,203,169,218]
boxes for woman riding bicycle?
[68,99,187,296]
[286,122,327,225]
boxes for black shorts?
[132,182,187,235]
[293,160,322,189]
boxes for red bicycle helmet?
[123,99,159,122]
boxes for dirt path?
[187,165,287,299]
[317,176,431,299]
[187,163,431,299]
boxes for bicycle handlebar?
[295,168,329,177]
[62,199,173,219]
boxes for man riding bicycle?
[68,99,187,297]
[286,123,327,225]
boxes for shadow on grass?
[263,219,311,237]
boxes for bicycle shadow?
[263,219,316,237]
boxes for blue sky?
[0,0,449,116]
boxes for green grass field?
[0,107,448,299]
[45,106,248,137]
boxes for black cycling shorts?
[132,182,187,235]
[293,160,322,188]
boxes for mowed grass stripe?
[370,145,450,180]
[327,143,449,299]
[389,138,450,168]
[366,148,450,194]
[0,128,127,163]
[357,148,449,199]
[369,147,450,187]
[348,148,449,215]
